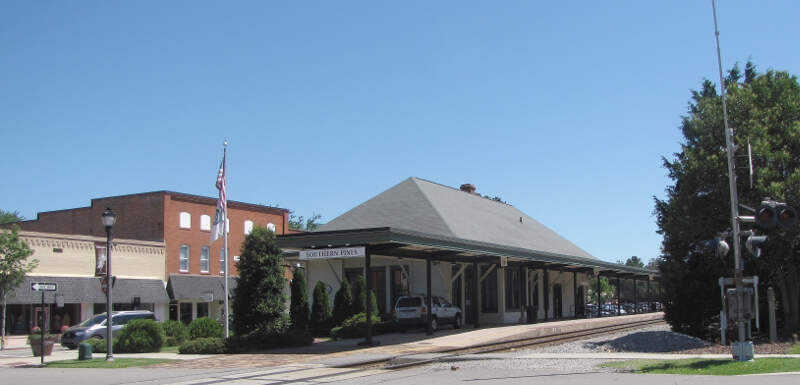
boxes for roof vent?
[460,183,476,194]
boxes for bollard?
[78,342,93,360]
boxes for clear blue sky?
[3,1,799,264]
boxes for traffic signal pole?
[712,0,750,361]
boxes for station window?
[220,248,227,274]
[266,222,276,233]
[481,266,498,313]
[244,220,254,235]
[179,212,191,229]
[200,215,211,231]
[505,267,522,311]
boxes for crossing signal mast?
[711,1,797,361]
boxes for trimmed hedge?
[115,319,165,353]
[188,317,224,340]
[179,337,227,354]
[162,320,189,346]
[85,337,108,353]
[330,312,389,340]
[225,329,312,353]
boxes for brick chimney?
[459,183,476,194]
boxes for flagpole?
[223,141,229,339]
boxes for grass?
[791,344,800,354]
[602,358,800,375]
[44,358,177,368]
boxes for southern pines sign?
[299,246,365,260]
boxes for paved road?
[3,359,800,385]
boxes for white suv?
[393,295,462,331]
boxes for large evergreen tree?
[655,62,800,337]
[231,226,286,335]
[289,267,310,330]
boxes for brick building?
[8,191,290,324]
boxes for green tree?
[587,277,616,303]
[231,226,287,336]
[289,267,310,330]
[310,281,331,333]
[0,210,23,225]
[350,275,368,315]
[655,62,800,337]
[625,256,645,268]
[1,225,37,350]
[332,279,352,325]
[288,212,322,231]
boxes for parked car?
[393,295,462,331]
[60,310,156,349]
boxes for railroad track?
[377,318,666,370]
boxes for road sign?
[31,282,57,292]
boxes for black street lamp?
[101,207,116,361]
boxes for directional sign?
[31,282,57,292]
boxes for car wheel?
[453,313,462,329]
[91,335,103,340]
[430,317,438,331]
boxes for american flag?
[211,150,227,243]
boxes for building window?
[179,244,190,272]
[266,222,276,233]
[505,267,522,311]
[197,302,209,319]
[200,215,211,231]
[179,212,191,229]
[200,246,210,273]
[220,248,226,274]
[481,265,498,313]
[179,303,192,325]
[244,220,254,235]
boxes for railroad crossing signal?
[755,199,797,229]
[31,282,57,292]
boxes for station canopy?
[278,177,656,279]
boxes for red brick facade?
[8,191,289,279]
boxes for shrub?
[290,268,310,330]
[332,279,353,325]
[350,276,367,316]
[179,337,227,354]
[115,319,165,353]
[188,317,224,340]
[330,312,382,340]
[85,337,107,353]
[161,320,189,346]
[223,316,312,353]
[310,281,331,335]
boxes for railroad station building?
[279,177,658,327]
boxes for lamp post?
[101,207,116,361]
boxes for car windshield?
[79,314,107,327]
[397,297,422,307]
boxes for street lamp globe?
[102,207,116,228]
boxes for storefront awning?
[166,274,238,302]
[6,276,170,305]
